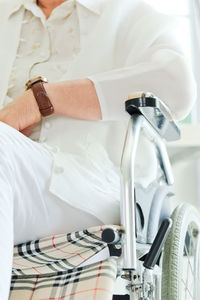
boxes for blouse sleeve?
[88,31,196,122]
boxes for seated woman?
[0,0,196,298]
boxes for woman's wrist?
[26,89,42,123]
[43,79,102,120]
[43,82,62,115]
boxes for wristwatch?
[25,76,54,117]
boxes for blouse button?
[54,166,64,174]
[10,75,16,82]
[40,136,46,142]
[51,146,59,154]
[32,43,40,49]
[44,121,51,129]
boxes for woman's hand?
[0,90,41,136]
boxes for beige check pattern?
[9,225,121,300]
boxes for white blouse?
[1,0,196,224]
[6,0,123,224]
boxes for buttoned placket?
[38,5,80,147]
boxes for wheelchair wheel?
[161,203,200,300]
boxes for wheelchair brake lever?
[143,218,172,270]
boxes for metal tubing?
[157,139,174,185]
[120,115,143,270]
[143,119,174,185]
[120,114,174,271]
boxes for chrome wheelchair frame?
[102,93,200,300]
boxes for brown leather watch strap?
[30,81,54,117]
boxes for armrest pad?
[125,92,180,142]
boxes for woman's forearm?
[0,78,102,135]
[44,78,102,120]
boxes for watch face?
[25,76,48,90]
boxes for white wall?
[167,147,200,211]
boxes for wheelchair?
[9,92,200,300]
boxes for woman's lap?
[0,122,103,246]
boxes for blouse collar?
[8,0,108,17]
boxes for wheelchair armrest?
[125,92,180,142]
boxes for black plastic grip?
[143,218,172,270]
[125,96,158,116]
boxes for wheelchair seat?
[10,225,120,300]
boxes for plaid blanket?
[10,225,121,300]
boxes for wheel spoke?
[181,278,194,299]
[184,243,194,275]
[184,253,190,300]
[182,237,195,300]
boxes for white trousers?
[0,122,106,299]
